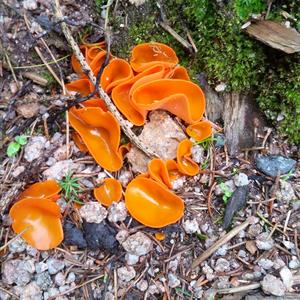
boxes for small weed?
[201,158,210,170]
[196,232,208,241]
[219,182,233,204]
[175,287,192,297]
[194,136,217,150]
[41,71,56,85]
[59,173,83,204]
[280,170,294,181]
[7,135,27,157]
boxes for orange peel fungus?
[186,119,213,142]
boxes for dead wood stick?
[217,283,260,295]
[54,0,158,158]
[191,217,255,269]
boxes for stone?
[233,173,249,186]
[273,258,286,270]
[168,273,180,288]
[125,253,139,265]
[117,266,136,283]
[8,236,26,253]
[2,259,32,286]
[276,180,296,203]
[122,232,153,256]
[215,258,230,273]
[24,136,46,162]
[35,262,48,274]
[289,257,300,269]
[21,282,42,300]
[280,266,293,291]
[43,160,84,180]
[183,219,199,234]
[256,155,296,177]
[16,102,39,118]
[215,83,227,92]
[63,222,87,249]
[136,279,148,292]
[35,272,52,291]
[46,258,65,275]
[12,166,25,177]
[108,202,127,223]
[215,180,235,196]
[54,272,65,286]
[53,145,70,161]
[118,170,132,187]
[0,290,10,300]
[66,272,76,284]
[79,202,107,224]
[128,0,147,6]
[44,288,59,300]
[256,232,274,250]
[216,244,228,256]
[248,224,262,237]
[258,258,274,270]
[116,230,129,243]
[261,274,285,296]
[127,111,186,173]
[191,144,204,164]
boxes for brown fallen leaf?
[245,240,257,255]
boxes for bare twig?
[191,217,254,269]
[54,0,158,158]
[217,283,260,295]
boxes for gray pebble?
[47,258,65,275]
[8,237,26,253]
[35,272,53,291]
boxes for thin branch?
[54,0,158,158]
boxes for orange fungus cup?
[186,120,213,142]
[18,179,61,201]
[125,177,184,228]
[94,178,123,207]
[69,106,123,172]
[9,198,63,250]
[177,139,200,176]
[148,158,172,189]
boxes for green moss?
[107,0,300,143]
[41,71,56,86]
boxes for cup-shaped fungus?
[18,180,61,201]
[100,58,134,93]
[131,79,205,124]
[166,159,182,181]
[94,178,122,207]
[177,139,199,176]
[130,42,178,73]
[186,120,213,142]
[9,198,63,250]
[69,107,123,172]
[125,177,184,228]
[148,158,172,189]
[65,78,94,96]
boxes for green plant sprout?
[219,182,233,204]
[59,172,83,204]
[6,135,27,157]
[175,287,192,297]
[194,136,217,150]
[280,169,294,181]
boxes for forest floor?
[0,1,300,300]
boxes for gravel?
[117,266,136,283]
[168,273,180,288]
[183,219,200,234]
[255,232,274,250]
[214,258,230,272]
[125,253,139,265]
[258,258,274,270]
[54,272,66,286]
[107,202,127,223]
[2,259,32,286]
[43,160,84,180]
[280,266,294,291]
[79,202,107,224]
[276,180,296,203]
[136,279,148,292]
[8,236,27,253]
[24,136,46,162]
[289,257,300,269]
[46,258,65,275]
[261,274,286,296]
[20,282,43,300]
[233,173,249,186]
[35,272,53,290]
[35,262,48,274]
[122,232,153,256]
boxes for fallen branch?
[54,0,158,158]
[191,216,255,269]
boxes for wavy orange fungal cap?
[9,198,63,250]
[119,143,131,158]
[18,180,61,201]
[72,132,88,152]
[71,45,89,76]
[130,42,179,73]
[186,120,213,142]
[177,139,199,176]
[166,66,190,81]
[100,58,134,93]
[69,107,123,172]
[82,98,108,111]
[125,177,184,228]
[94,178,122,207]
[66,78,94,96]
[90,50,109,76]
[131,79,205,124]
[148,158,172,189]
[166,159,182,181]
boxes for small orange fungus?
[177,139,199,176]
[69,107,123,172]
[9,198,63,250]
[94,178,123,207]
[18,179,61,201]
[155,232,166,241]
[125,177,184,228]
[186,120,213,142]
[130,42,179,72]
[148,158,172,189]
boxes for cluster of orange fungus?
[94,178,123,207]
[125,177,184,228]
[186,119,213,142]
[177,139,200,176]
[9,180,63,250]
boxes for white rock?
[148,282,165,294]
[280,266,293,291]
[43,160,84,180]
[54,272,65,286]
[12,166,25,177]
[118,170,132,187]
[261,274,285,296]
[43,288,59,300]
[273,258,286,270]
[283,240,295,250]
[47,258,65,275]
[191,144,204,164]
[183,219,199,234]
[122,232,153,256]
[66,272,76,284]
[128,0,147,6]
[24,136,46,162]
[8,236,26,253]
[136,279,148,292]
[276,180,296,203]
[202,263,215,281]
[35,272,52,291]
[35,262,48,274]
[168,259,179,272]
[116,230,129,243]
[258,258,274,270]
[23,0,37,10]
[79,202,107,223]
[117,266,136,283]
[108,202,127,223]
[238,250,247,258]
[21,282,42,300]
[256,232,274,250]
[53,145,70,161]
[216,244,228,256]
[193,287,203,299]
[171,176,186,190]
[2,259,32,286]
[168,273,180,288]
[233,173,249,187]
[289,257,300,269]
[215,82,227,92]
[215,258,230,273]
[125,253,139,265]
